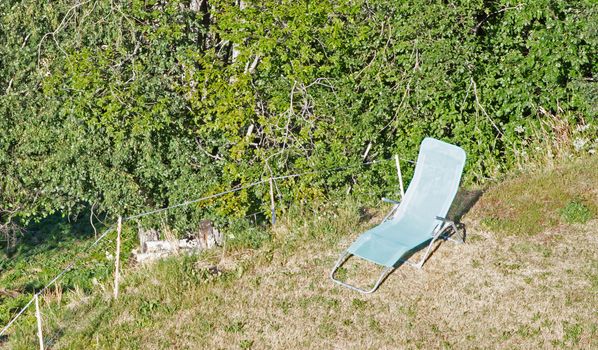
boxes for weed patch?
[560,200,593,224]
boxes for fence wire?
[0,155,415,337]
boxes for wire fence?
[0,154,415,341]
[0,226,113,337]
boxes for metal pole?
[395,154,405,198]
[34,294,44,350]
[114,216,122,299]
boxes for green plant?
[560,200,593,224]
[0,215,136,326]
[240,339,254,349]
[225,320,246,334]
[1,0,595,237]
[226,219,270,250]
[562,321,583,346]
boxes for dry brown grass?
[7,159,598,349]
[140,217,596,350]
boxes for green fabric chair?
[330,137,466,293]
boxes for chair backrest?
[392,138,466,235]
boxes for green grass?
[0,212,269,338]
[560,200,593,224]
[0,215,137,331]
[473,156,597,236]
[2,157,598,349]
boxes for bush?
[0,0,595,230]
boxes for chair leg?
[417,223,465,268]
[330,253,394,294]
[441,222,464,243]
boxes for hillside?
[1,1,596,348]
[4,156,597,349]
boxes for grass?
[3,156,598,349]
[473,156,597,236]
[560,200,593,224]
[0,215,137,335]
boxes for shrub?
[0,0,595,231]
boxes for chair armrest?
[381,197,401,223]
[435,216,453,224]
[382,197,401,205]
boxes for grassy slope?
[6,157,598,349]
[0,217,137,329]
[0,220,95,322]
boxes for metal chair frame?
[329,198,464,294]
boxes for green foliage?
[0,0,596,232]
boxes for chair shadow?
[411,187,485,267]
[447,187,484,223]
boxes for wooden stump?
[132,220,223,264]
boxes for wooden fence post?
[269,178,276,225]
[34,294,44,350]
[114,216,122,300]
[395,154,405,199]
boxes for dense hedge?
[0,0,595,229]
